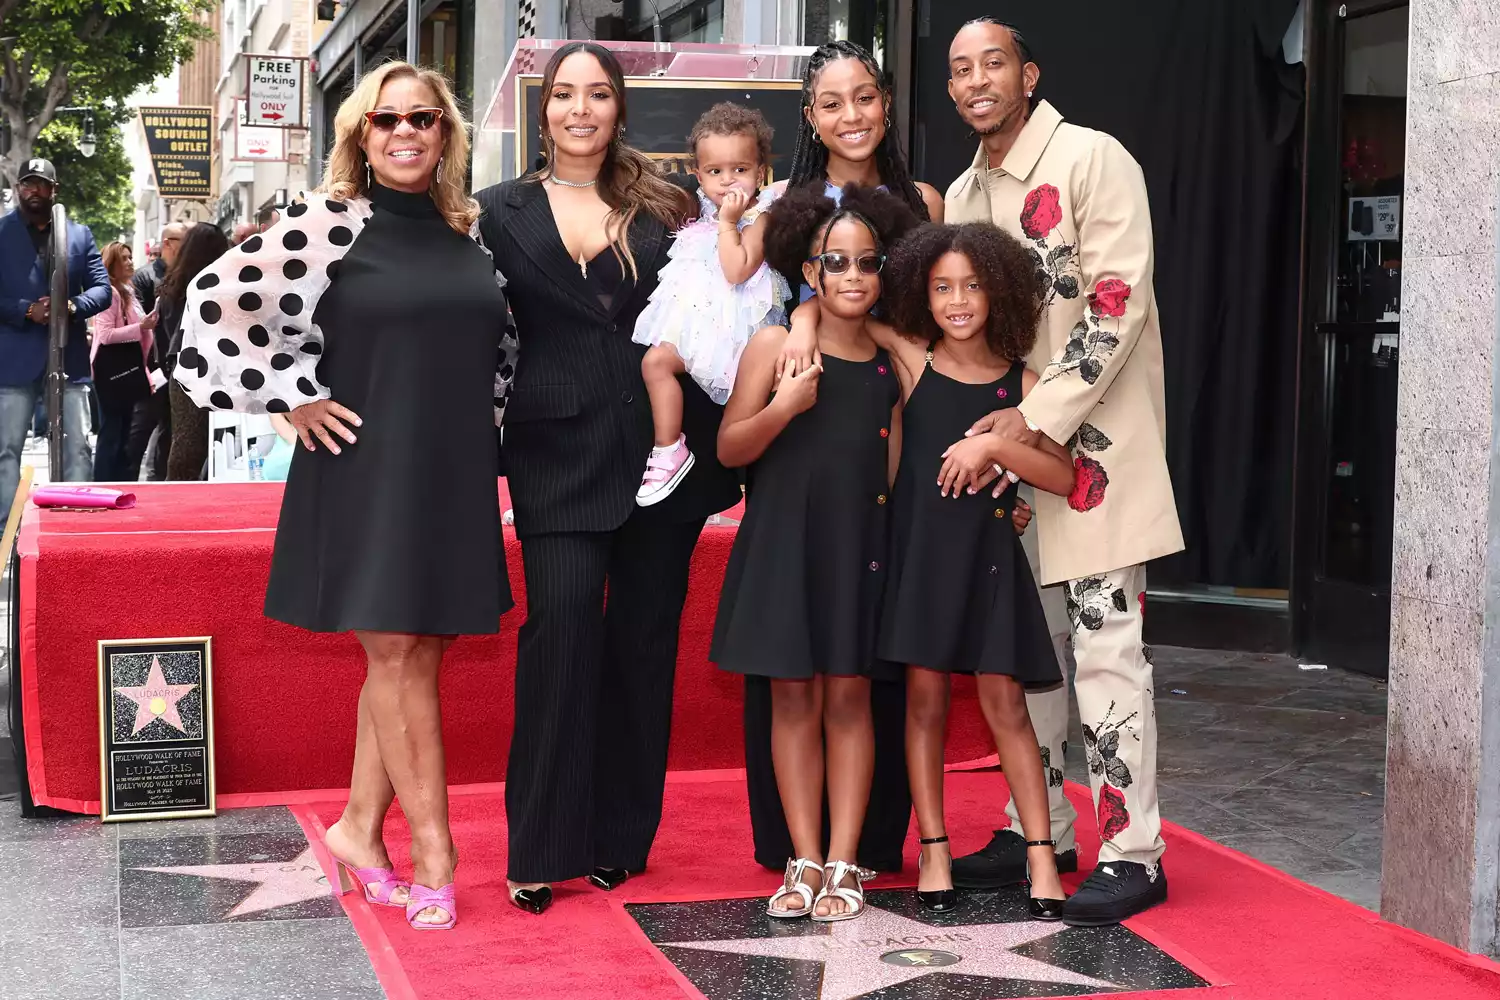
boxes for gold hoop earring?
[436,157,444,184]
[365,162,372,189]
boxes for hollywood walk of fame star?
[135,847,331,919]
[665,904,1119,1000]
[114,655,198,736]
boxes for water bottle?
[248,449,264,481]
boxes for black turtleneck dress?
[264,185,513,634]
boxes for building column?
[1384,0,1500,957]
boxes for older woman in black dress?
[176,62,513,931]
[476,42,739,915]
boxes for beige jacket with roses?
[946,101,1183,585]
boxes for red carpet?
[17,483,997,811]
[292,772,1500,1000]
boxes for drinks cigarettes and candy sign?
[246,55,307,128]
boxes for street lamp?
[55,106,97,157]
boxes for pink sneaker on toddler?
[637,434,695,506]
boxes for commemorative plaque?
[98,637,216,822]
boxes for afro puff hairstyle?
[762,182,923,304]
[885,222,1045,362]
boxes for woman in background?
[157,222,229,479]
[90,241,158,481]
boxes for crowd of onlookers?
[1,155,279,514]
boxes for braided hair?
[787,41,930,222]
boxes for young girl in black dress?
[712,184,918,922]
[876,223,1076,920]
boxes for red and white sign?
[233,100,286,161]
[245,54,306,129]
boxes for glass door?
[1292,0,1409,677]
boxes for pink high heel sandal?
[329,853,410,908]
[406,883,457,931]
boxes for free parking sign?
[245,55,307,128]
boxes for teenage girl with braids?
[742,39,950,879]
[711,183,919,921]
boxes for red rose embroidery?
[1098,785,1131,842]
[1068,456,1109,512]
[1020,184,1063,239]
[1138,591,1146,616]
[1088,278,1132,318]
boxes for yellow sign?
[139,106,215,200]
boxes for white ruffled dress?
[632,189,789,405]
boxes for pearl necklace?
[547,174,598,189]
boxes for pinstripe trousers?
[505,515,704,883]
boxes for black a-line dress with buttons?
[174,183,515,635]
[711,351,899,678]
[878,354,1058,685]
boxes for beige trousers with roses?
[1006,518,1164,866]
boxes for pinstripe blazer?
[476,178,741,538]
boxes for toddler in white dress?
[633,103,789,505]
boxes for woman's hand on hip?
[288,399,361,455]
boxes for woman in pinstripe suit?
[475,42,741,915]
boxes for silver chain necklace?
[547,174,598,189]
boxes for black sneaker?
[951,829,1079,890]
[1061,861,1167,926]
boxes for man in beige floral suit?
[941,17,1185,926]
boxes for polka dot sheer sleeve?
[175,194,374,414]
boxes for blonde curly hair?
[323,61,479,234]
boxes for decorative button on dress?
[711,351,898,678]
[877,355,1059,685]
[176,184,515,635]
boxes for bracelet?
[1023,414,1041,435]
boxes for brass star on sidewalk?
[665,904,1118,1000]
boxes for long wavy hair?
[324,61,479,234]
[787,41,929,221]
[527,41,692,279]
[160,223,230,306]
[101,242,134,304]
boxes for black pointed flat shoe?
[586,867,631,891]
[508,884,553,915]
[1029,895,1067,921]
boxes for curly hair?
[763,183,922,302]
[786,41,929,221]
[885,222,1045,361]
[689,102,774,171]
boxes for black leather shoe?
[1028,895,1067,921]
[951,829,1078,889]
[916,835,958,912]
[587,867,631,891]
[508,884,553,915]
[1061,861,1167,927]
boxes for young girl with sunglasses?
[875,222,1075,919]
[631,103,791,505]
[711,183,918,922]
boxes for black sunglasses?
[363,108,445,131]
[807,252,885,275]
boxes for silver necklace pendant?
[548,174,598,189]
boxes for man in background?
[0,158,111,512]
[133,222,184,316]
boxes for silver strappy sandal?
[767,858,823,919]
[811,860,876,922]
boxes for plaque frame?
[97,637,216,823]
